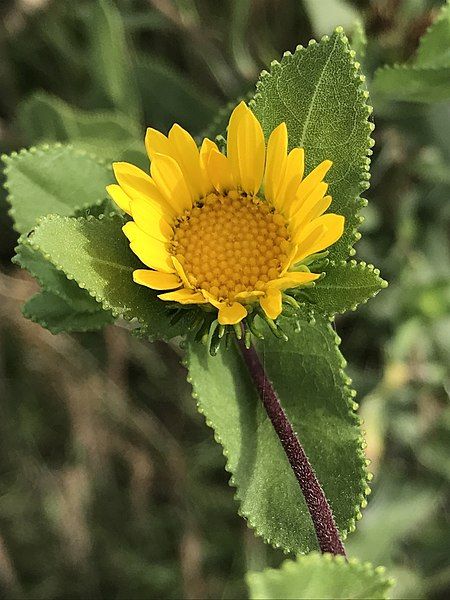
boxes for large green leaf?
[294,260,387,317]
[247,552,394,599]
[252,29,373,261]
[23,291,114,334]
[373,1,450,102]
[17,92,145,166]
[27,213,191,340]
[186,317,368,554]
[3,144,112,235]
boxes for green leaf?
[415,0,450,68]
[27,213,192,340]
[252,30,373,261]
[373,1,450,102]
[246,552,394,599]
[186,317,368,554]
[90,0,141,119]
[372,65,450,103]
[13,241,111,314]
[23,291,114,334]
[294,260,388,316]
[17,92,145,165]
[3,144,113,235]
[135,55,219,134]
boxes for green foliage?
[23,290,114,334]
[27,213,190,340]
[17,92,145,165]
[135,55,219,134]
[187,317,368,554]
[252,29,373,261]
[90,0,141,119]
[247,552,393,599]
[14,242,107,314]
[3,144,112,235]
[294,260,387,317]
[373,1,450,102]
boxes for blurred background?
[0,0,449,598]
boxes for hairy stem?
[238,339,346,557]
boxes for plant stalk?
[237,339,346,557]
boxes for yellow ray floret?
[108,101,345,326]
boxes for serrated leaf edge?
[249,28,375,260]
[25,212,177,341]
[1,142,112,235]
[184,320,372,554]
[245,551,394,599]
[22,291,113,335]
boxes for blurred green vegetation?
[0,0,449,598]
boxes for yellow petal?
[168,124,209,200]
[290,187,332,237]
[227,101,265,195]
[123,221,174,273]
[259,289,282,320]
[199,138,219,190]
[150,153,193,214]
[113,162,175,219]
[294,214,345,263]
[106,184,131,215]
[234,290,264,300]
[287,159,332,218]
[130,197,173,241]
[145,128,171,160]
[158,288,208,304]
[275,148,305,212]
[264,122,288,204]
[217,302,247,325]
[206,149,234,193]
[267,271,320,290]
[133,269,182,290]
[171,256,194,289]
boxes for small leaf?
[294,260,387,316]
[14,241,111,314]
[23,291,114,334]
[416,0,450,68]
[28,214,192,340]
[247,552,394,599]
[3,144,112,235]
[186,317,368,554]
[252,30,373,261]
[90,0,141,119]
[373,1,450,102]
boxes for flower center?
[171,191,292,302]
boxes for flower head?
[107,102,344,327]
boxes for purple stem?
[238,339,346,557]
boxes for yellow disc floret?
[108,101,345,326]
[172,192,291,303]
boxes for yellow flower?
[107,102,344,326]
